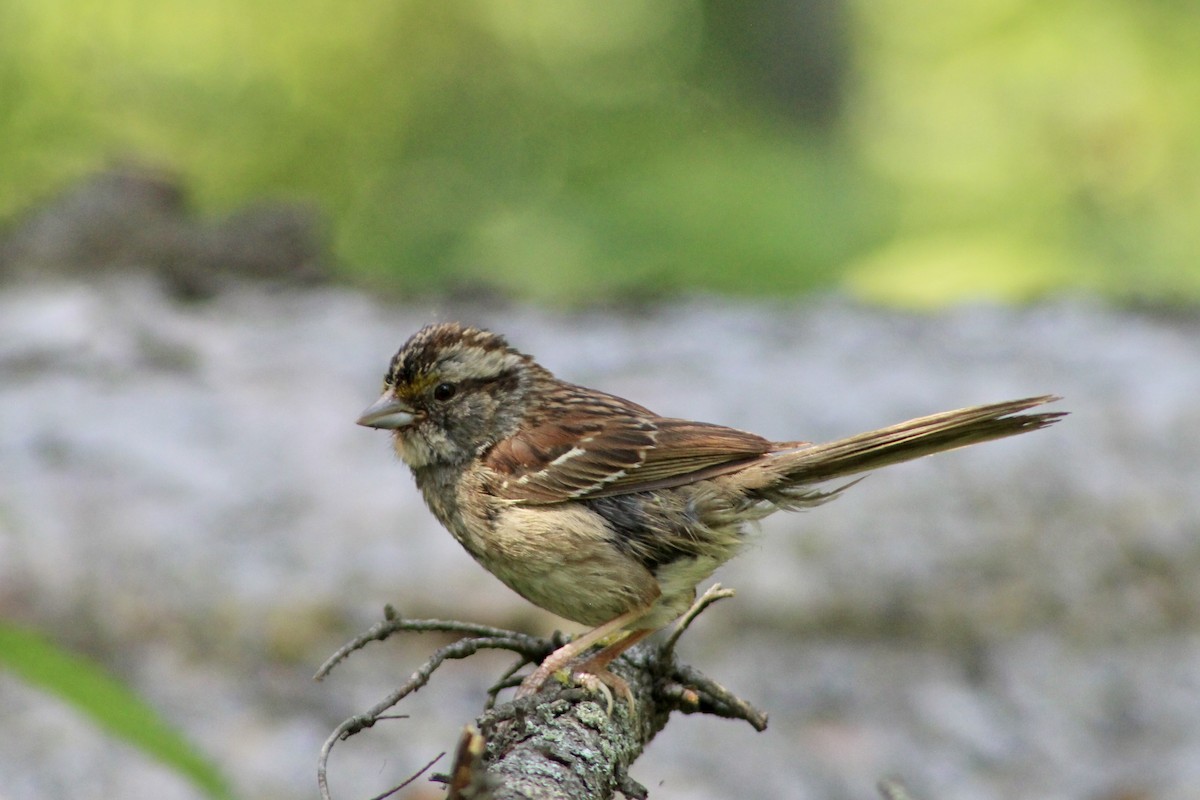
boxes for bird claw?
[571,671,615,715]
[570,667,636,716]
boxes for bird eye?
[433,382,457,402]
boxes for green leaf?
[0,622,235,800]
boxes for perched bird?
[357,322,1064,702]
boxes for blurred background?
[1,2,1199,799]
[3,0,1198,304]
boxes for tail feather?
[765,395,1064,488]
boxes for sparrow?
[357,322,1063,703]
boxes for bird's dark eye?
[433,382,457,402]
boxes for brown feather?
[486,390,1063,505]
[486,413,653,503]
[755,395,1065,490]
[590,419,773,497]
[486,400,777,503]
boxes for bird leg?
[516,606,652,703]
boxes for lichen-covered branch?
[318,585,765,800]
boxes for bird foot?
[514,659,634,716]
[513,617,652,711]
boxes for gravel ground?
[1,276,1198,800]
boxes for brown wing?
[596,418,776,496]
[484,388,777,504]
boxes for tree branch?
[317,586,766,800]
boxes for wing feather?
[485,401,776,504]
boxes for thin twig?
[659,583,737,658]
[484,656,533,710]
[315,610,539,680]
[364,751,445,800]
[318,633,544,800]
[666,663,768,731]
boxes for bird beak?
[356,394,417,429]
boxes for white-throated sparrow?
[358,322,1063,702]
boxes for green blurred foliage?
[0,0,1196,305]
[845,0,1200,305]
[0,623,234,800]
